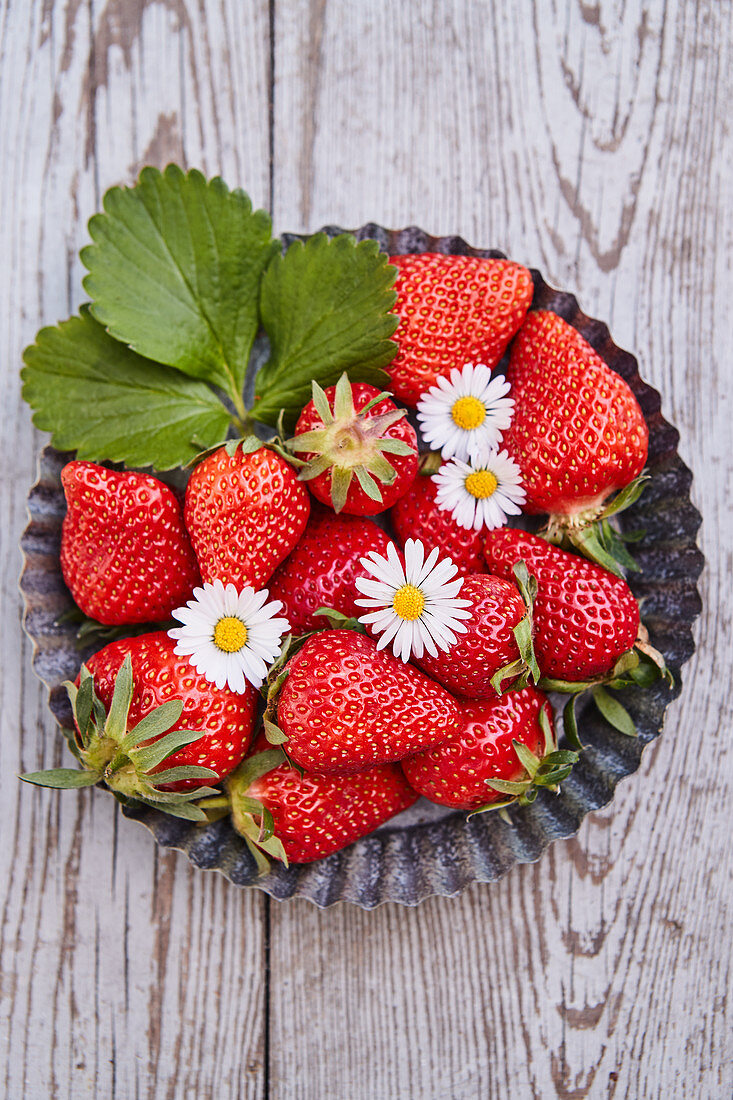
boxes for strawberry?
[413,573,531,698]
[226,736,418,864]
[60,460,200,625]
[20,632,257,818]
[184,442,310,590]
[402,686,575,809]
[274,629,461,775]
[268,506,394,634]
[390,468,486,576]
[287,374,418,514]
[483,528,640,682]
[385,254,534,406]
[502,310,648,523]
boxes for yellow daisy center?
[451,395,486,431]
[392,584,426,621]
[213,616,248,653]
[465,470,498,499]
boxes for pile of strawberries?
[24,252,666,871]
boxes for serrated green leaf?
[253,233,398,428]
[592,685,637,736]
[22,309,231,470]
[82,165,278,407]
[20,768,101,789]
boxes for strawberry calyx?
[19,655,220,821]
[469,706,579,815]
[224,749,290,872]
[539,628,673,748]
[284,373,417,512]
[185,430,307,473]
[490,561,542,695]
[541,474,650,578]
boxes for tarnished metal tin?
[19,227,704,908]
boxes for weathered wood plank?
[0,3,271,1097]
[267,2,731,1097]
[1,0,731,1097]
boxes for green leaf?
[20,768,101,789]
[592,686,637,736]
[253,233,399,428]
[146,765,218,786]
[485,778,530,796]
[22,309,231,470]
[562,695,584,751]
[512,740,540,778]
[569,525,626,578]
[104,654,134,743]
[135,797,210,823]
[599,474,650,518]
[82,165,278,407]
[263,718,289,745]
[129,728,206,771]
[124,700,184,750]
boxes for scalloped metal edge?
[19,226,704,909]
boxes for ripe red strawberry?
[83,632,257,787]
[502,310,648,521]
[413,573,528,698]
[185,442,310,590]
[385,254,534,406]
[60,460,200,625]
[227,736,418,864]
[390,468,486,576]
[268,506,394,634]
[483,528,640,681]
[288,375,418,514]
[275,630,461,775]
[21,632,257,817]
[402,686,570,810]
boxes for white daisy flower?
[417,363,515,464]
[433,451,526,531]
[354,538,472,663]
[169,580,290,693]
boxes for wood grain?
[268,2,731,1098]
[0,1,730,1098]
[0,3,271,1098]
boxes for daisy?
[169,580,290,693]
[417,363,514,465]
[433,451,526,531]
[354,538,472,663]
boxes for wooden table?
[1,3,730,1097]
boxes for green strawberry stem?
[19,656,219,822]
[284,374,416,513]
